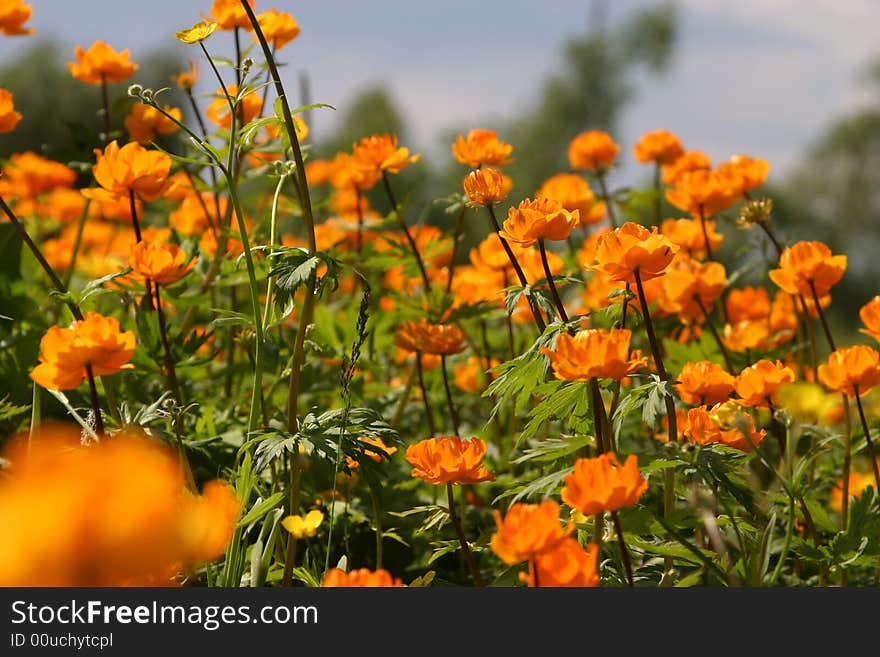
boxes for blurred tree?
[0,40,187,167]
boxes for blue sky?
[3,1,878,186]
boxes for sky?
[2,1,878,187]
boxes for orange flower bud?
[590,221,678,284]
[735,359,796,407]
[67,41,138,85]
[171,60,199,92]
[818,345,880,397]
[463,167,508,206]
[30,312,136,391]
[859,296,880,343]
[88,140,172,202]
[490,500,573,565]
[0,0,33,36]
[0,88,22,133]
[562,453,648,515]
[405,436,494,485]
[499,197,579,247]
[541,328,646,381]
[675,360,735,406]
[768,241,847,298]
[521,540,599,588]
[322,568,404,587]
[128,240,194,286]
[452,128,513,168]
[567,130,619,171]
[633,129,684,165]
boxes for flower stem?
[381,171,431,291]
[597,171,619,228]
[853,387,880,492]
[261,174,287,329]
[652,162,662,226]
[485,205,546,333]
[445,205,467,294]
[440,355,461,436]
[84,364,104,436]
[64,198,92,288]
[355,185,364,254]
[538,239,569,323]
[808,281,835,351]
[611,510,634,587]
[99,76,110,144]
[153,284,183,406]
[370,485,384,570]
[415,353,437,437]
[698,205,715,262]
[589,378,607,454]
[446,482,482,586]
[695,296,734,373]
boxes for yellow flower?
[281,510,324,539]
[175,20,218,44]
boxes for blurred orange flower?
[768,241,847,298]
[859,296,880,343]
[537,173,605,226]
[394,320,467,356]
[88,140,172,202]
[675,360,735,406]
[68,41,138,85]
[0,424,239,586]
[660,217,723,260]
[542,328,645,381]
[255,9,300,49]
[0,88,21,133]
[689,403,766,452]
[124,103,182,144]
[658,255,726,322]
[322,568,404,587]
[725,286,770,324]
[452,128,513,168]
[662,149,711,186]
[211,0,254,31]
[499,197,579,246]
[206,84,263,129]
[30,312,136,390]
[128,240,194,286]
[633,129,684,165]
[735,360,795,407]
[463,167,508,206]
[453,355,499,392]
[521,539,599,588]
[831,469,877,513]
[0,0,33,36]
[352,133,419,175]
[2,151,77,198]
[171,60,199,92]
[666,169,741,218]
[818,345,880,396]
[716,154,770,194]
[490,500,572,565]
[590,221,678,284]
[345,436,398,470]
[568,130,619,171]
[562,453,648,515]
[405,436,494,485]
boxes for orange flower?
[255,9,300,49]
[452,128,513,167]
[211,0,254,31]
[170,192,227,235]
[682,404,766,452]
[716,154,770,194]
[88,140,172,202]
[499,197,579,246]
[725,286,770,324]
[660,217,723,260]
[633,129,684,165]
[658,255,726,323]
[859,296,880,343]
[722,320,771,353]
[206,84,263,129]
[490,500,573,565]
[128,240,194,286]
[453,355,498,393]
[463,167,508,206]
[562,453,648,515]
[0,424,239,586]
[124,103,182,144]
[735,360,796,407]
[590,221,678,284]
[67,41,138,85]
[405,436,494,485]
[521,540,599,588]
[662,149,711,186]
[352,134,420,175]
[0,0,32,35]
[2,151,77,197]
[541,328,646,381]
[536,173,605,226]
[768,241,847,298]
[666,168,741,218]
[831,470,876,513]
[675,361,735,406]
[346,436,398,470]
[30,312,136,390]
[322,568,404,587]
[171,60,199,91]
[0,88,22,133]
[568,130,619,171]
[818,345,880,396]
[394,321,467,356]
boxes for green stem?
[381,171,431,291]
[84,364,104,436]
[446,482,482,586]
[611,510,634,586]
[538,239,569,323]
[853,387,880,493]
[63,198,92,288]
[370,485,384,570]
[416,353,437,437]
[440,355,461,436]
[262,174,287,329]
[445,205,467,294]
[597,171,618,229]
[154,284,183,406]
